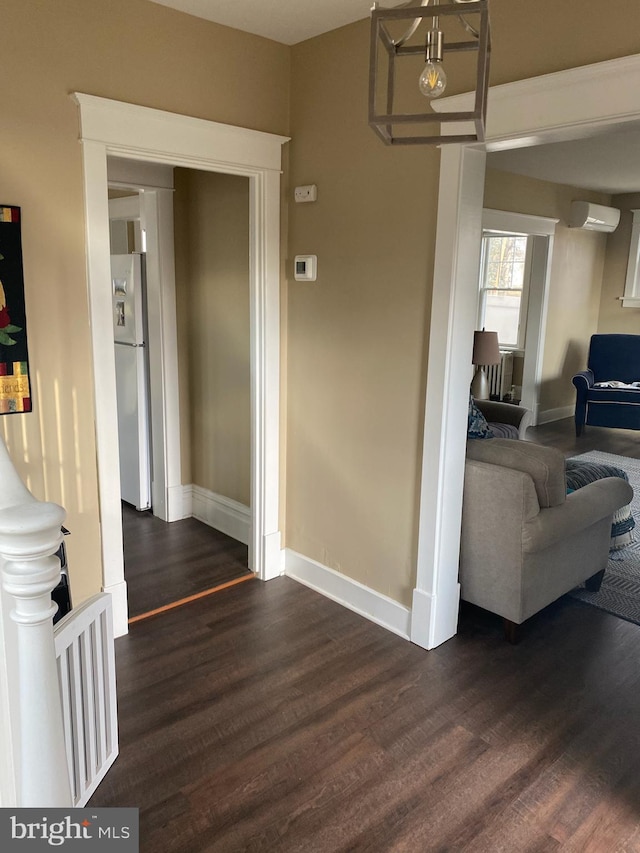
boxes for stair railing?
[0,436,72,807]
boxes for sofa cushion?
[468,396,494,439]
[466,438,566,508]
[586,386,640,404]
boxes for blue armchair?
[572,334,640,436]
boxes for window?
[478,232,532,350]
[622,209,640,308]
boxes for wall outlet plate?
[294,185,317,203]
[294,255,317,281]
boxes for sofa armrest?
[474,400,533,440]
[523,476,633,553]
[572,369,594,397]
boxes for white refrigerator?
[111,253,151,511]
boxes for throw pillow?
[468,395,494,439]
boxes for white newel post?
[0,438,72,807]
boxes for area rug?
[568,450,640,626]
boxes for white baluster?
[0,437,72,807]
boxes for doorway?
[107,162,257,620]
[74,94,288,637]
[411,55,640,650]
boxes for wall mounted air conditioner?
[569,201,621,233]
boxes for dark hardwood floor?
[526,416,640,460]
[91,577,640,851]
[94,423,640,849]
[122,504,250,618]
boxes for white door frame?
[73,94,288,637]
[412,54,640,649]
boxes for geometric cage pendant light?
[369,0,491,145]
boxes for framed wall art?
[0,206,31,413]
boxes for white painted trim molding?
[166,484,191,521]
[413,144,486,651]
[285,549,411,640]
[191,487,251,547]
[415,53,640,650]
[622,209,640,307]
[435,55,640,146]
[482,208,559,236]
[537,405,575,425]
[73,94,288,637]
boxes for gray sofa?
[460,438,633,642]
[475,399,532,440]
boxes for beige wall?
[174,169,251,506]
[1,0,289,603]
[484,169,610,414]
[542,229,607,412]
[287,2,639,608]
[288,22,439,607]
[599,192,640,333]
[3,0,640,611]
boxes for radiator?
[486,351,514,400]
[54,593,118,807]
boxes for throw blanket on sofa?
[565,459,635,549]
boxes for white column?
[412,145,486,650]
[0,437,72,806]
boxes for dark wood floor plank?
[526,417,640,460]
[91,576,640,852]
[122,503,249,617]
[90,420,640,850]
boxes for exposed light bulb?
[418,60,447,99]
[419,26,447,99]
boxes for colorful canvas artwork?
[0,206,31,413]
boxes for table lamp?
[470,330,500,400]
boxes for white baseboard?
[180,485,193,519]
[410,584,460,650]
[284,549,411,640]
[410,588,436,650]
[166,484,192,521]
[262,531,283,579]
[103,579,128,638]
[190,486,250,546]
[537,405,574,425]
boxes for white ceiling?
[148,0,405,45]
[487,125,640,196]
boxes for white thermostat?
[294,255,317,281]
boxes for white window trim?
[622,209,640,308]
[482,209,559,237]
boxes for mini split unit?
[569,201,621,233]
